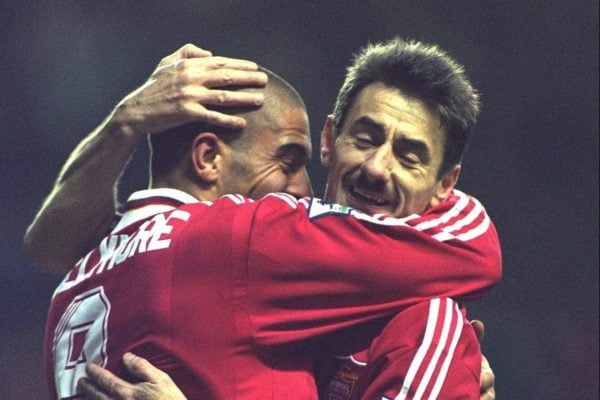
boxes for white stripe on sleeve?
[413,298,455,399]
[428,302,464,399]
[395,298,441,400]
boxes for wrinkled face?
[322,82,459,217]
[221,106,313,199]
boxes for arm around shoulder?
[23,117,141,273]
[357,298,483,399]
[24,44,267,273]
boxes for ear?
[320,115,336,166]
[190,132,223,184]
[430,164,461,207]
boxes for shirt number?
[52,286,111,399]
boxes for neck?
[150,174,216,202]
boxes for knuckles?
[180,43,198,52]
[215,90,228,103]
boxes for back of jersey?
[44,203,193,400]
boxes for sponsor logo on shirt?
[308,199,352,220]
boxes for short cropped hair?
[150,67,305,179]
[332,38,480,178]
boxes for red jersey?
[320,298,483,400]
[44,188,501,399]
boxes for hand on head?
[111,43,268,139]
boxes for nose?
[286,167,313,198]
[361,144,393,183]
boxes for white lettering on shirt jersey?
[54,210,190,296]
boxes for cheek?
[337,140,363,161]
[397,172,431,196]
[252,170,288,197]
[405,177,439,208]
[333,144,364,175]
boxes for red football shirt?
[45,188,501,399]
[320,298,484,400]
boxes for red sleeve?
[355,298,481,400]
[244,191,502,345]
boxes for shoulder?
[408,189,494,242]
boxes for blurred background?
[1,1,598,398]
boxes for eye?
[393,140,429,168]
[276,144,309,172]
[280,156,299,170]
[354,133,374,148]
[398,153,421,167]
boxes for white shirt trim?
[112,189,199,233]
[126,188,199,204]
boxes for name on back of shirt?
[54,210,190,296]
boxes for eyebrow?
[353,116,432,164]
[353,116,387,134]
[277,142,311,162]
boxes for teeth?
[351,187,388,206]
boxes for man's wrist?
[101,108,144,147]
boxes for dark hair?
[332,38,480,178]
[150,67,305,179]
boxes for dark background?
[1,1,598,399]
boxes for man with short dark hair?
[30,39,500,399]
[317,39,496,400]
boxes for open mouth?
[349,184,391,207]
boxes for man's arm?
[233,192,502,345]
[23,44,267,273]
[350,299,486,400]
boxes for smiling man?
[323,82,457,217]
[28,39,500,399]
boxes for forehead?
[343,82,445,150]
[249,106,312,153]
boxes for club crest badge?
[321,364,361,400]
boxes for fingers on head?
[166,63,266,98]
[178,43,212,58]
[172,56,259,74]
[161,44,212,64]
[199,89,263,107]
